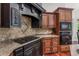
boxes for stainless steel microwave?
[60,22,72,31]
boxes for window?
[11,7,21,27]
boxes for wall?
[0,15,52,42]
[42,3,79,42]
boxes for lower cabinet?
[42,37,59,55]
[24,47,33,56]
[13,39,42,56]
[13,46,24,56]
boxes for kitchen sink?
[13,36,39,44]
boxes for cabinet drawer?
[15,47,23,52]
[53,37,59,43]
[15,52,24,56]
[52,37,59,46]
[52,41,59,46]
[60,45,70,52]
[43,39,52,47]
[44,47,51,53]
[60,52,71,56]
[24,49,33,56]
[52,46,58,53]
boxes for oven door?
[60,32,72,45]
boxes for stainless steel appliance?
[60,22,72,31]
[60,32,72,45]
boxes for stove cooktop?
[13,36,39,44]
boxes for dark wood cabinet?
[13,39,42,56]
[42,12,57,28]
[13,46,24,56]
[24,46,33,56]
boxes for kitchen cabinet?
[13,46,24,56]
[42,36,59,55]
[59,52,71,56]
[60,45,70,52]
[65,10,72,22]
[55,7,73,22]
[42,14,48,28]
[32,42,41,56]
[53,7,73,46]
[59,9,71,22]
[13,39,42,56]
[42,13,56,28]
[42,38,52,54]
[59,9,66,21]
[24,40,42,56]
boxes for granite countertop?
[0,37,42,56]
[35,34,59,37]
[0,34,59,56]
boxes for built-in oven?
[60,22,72,31]
[60,32,72,45]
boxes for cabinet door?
[43,39,52,47]
[59,9,66,22]
[44,47,52,53]
[52,37,59,46]
[14,46,24,56]
[65,10,72,22]
[52,46,58,53]
[33,42,41,56]
[48,14,55,28]
[60,52,71,56]
[42,14,48,28]
[43,38,52,54]
[24,48,33,56]
[60,45,70,52]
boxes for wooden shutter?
[1,3,10,28]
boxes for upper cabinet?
[54,7,73,22]
[42,14,48,28]
[42,12,57,28]
[65,10,72,22]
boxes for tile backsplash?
[0,16,52,42]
